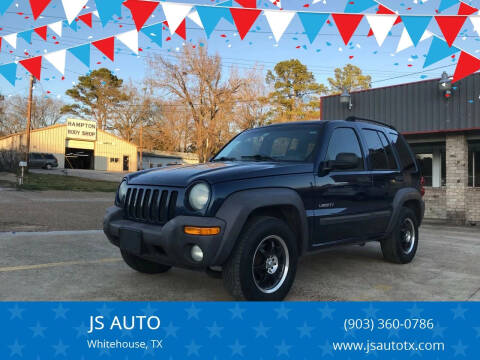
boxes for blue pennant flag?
[344,0,377,13]
[95,0,124,26]
[69,44,91,68]
[196,5,233,38]
[0,0,14,14]
[18,30,33,44]
[141,23,163,48]
[64,19,78,32]
[402,16,432,47]
[438,0,459,12]
[0,63,17,86]
[298,12,329,44]
[424,36,460,68]
[215,0,233,23]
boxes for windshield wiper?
[241,154,277,162]
[212,156,237,162]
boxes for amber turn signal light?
[184,226,221,236]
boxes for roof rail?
[345,116,397,130]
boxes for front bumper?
[103,206,226,269]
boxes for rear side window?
[378,132,398,169]
[325,127,364,170]
[388,132,416,171]
[361,129,392,170]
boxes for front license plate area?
[119,228,143,255]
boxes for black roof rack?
[345,116,397,130]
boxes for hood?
[126,162,313,187]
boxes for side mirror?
[319,153,359,175]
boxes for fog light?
[191,245,204,262]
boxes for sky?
[0,0,480,103]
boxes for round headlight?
[189,182,210,211]
[117,180,128,206]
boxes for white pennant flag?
[61,0,88,24]
[470,16,480,35]
[396,27,433,53]
[161,2,193,35]
[188,10,204,29]
[264,10,295,43]
[45,49,67,75]
[4,33,17,49]
[48,21,63,37]
[269,0,282,8]
[366,14,397,47]
[116,30,139,55]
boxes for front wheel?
[223,216,298,301]
[120,250,172,274]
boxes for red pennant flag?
[0,37,2,53]
[163,19,186,40]
[123,0,159,31]
[368,5,401,37]
[78,13,93,28]
[332,14,364,45]
[230,8,262,40]
[34,26,48,41]
[20,56,43,80]
[458,2,478,15]
[235,0,257,7]
[93,37,115,61]
[453,51,480,83]
[29,0,52,20]
[435,15,467,47]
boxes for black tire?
[223,216,298,301]
[120,250,172,274]
[381,207,419,264]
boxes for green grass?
[19,173,119,192]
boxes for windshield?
[213,126,321,163]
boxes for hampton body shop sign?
[66,119,97,141]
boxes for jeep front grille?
[123,186,178,225]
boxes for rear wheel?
[120,250,172,274]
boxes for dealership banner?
[2,302,478,359]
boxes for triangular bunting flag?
[64,19,77,32]
[215,0,233,23]
[29,0,52,20]
[18,30,33,44]
[396,28,432,53]
[0,63,17,86]
[116,29,139,54]
[344,0,376,13]
[0,0,15,15]
[458,2,478,15]
[297,12,328,44]
[331,14,363,45]
[78,13,92,28]
[264,10,295,43]
[187,10,204,29]
[236,0,256,8]
[45,49,67,75]
[471,16,480,35]
[4,33,17,49]
[141,23,163,47]
[92,37,115,61]
[453,51,480,83]
[123,0,159,32]
[424,36,460,68]
[175,19,186,40]
[401,16,432,47]
[435,15,467,47]
[161,2,193,35]
[61,0,88,24]
[0,37,2,53]
[438,0,459,12]
[366,14,397,47]
[20,56,43,80]
[230,8,262,40]
[95,0,123,26]
[69,43,90,67]
[368,5,401,37]
[34,26,48,41]
[196,6,232,37]
[48,21,63,37]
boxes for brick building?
[321,73,480,225]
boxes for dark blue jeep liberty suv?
[104,117,425,301]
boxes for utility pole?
[25,74,35,165]
[139,125,143,170]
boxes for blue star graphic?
[362,303,379,318]
[387,327,400,339]
[229,304,246,319]
[253,322,270,338]
[30,322,47,338]
[185,304,201,320]
[164,322,179,338]
[206,322,223,338]
[318,304,335,320]
[98,347,110,357]
[185,340,202,356]
[8,304,25,320]
[275,340,291,356]
[52,339,69,356]
[8,340,24,357]
[406,303,424,317]
[52,304,69,319]
[318,340,333,357]
[96,303,114,318]
[274,304,291,319]
[74,322,89,338]
[143,345,155,357]
[451,304,467,320]
[229,339,246,356]
[297,322,314,338]
[452,340,468,356]
[141,303,158,317]
[474,326,480,338]
[120,328,133,338]
[432,322,447,338]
